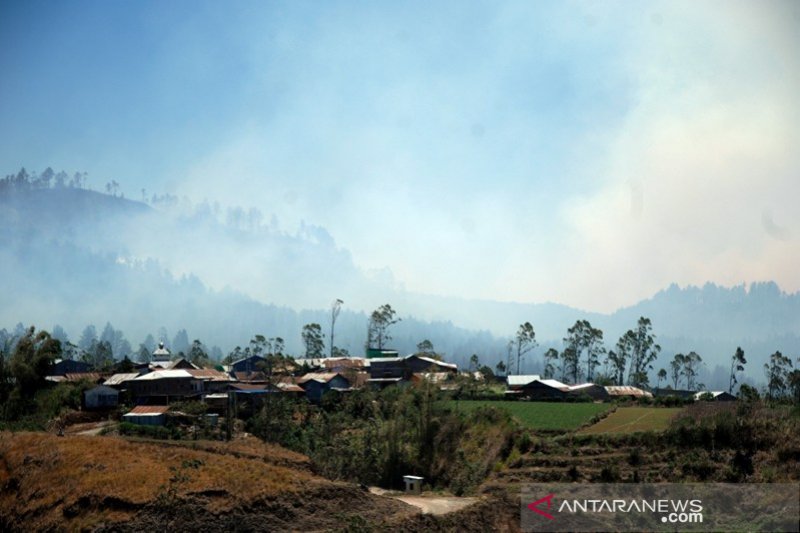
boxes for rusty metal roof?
[126,405,169,415]
[604,386,653,398]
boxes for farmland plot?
[577,407,683,435]
[449,401,612,430]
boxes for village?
[47,341,736,432]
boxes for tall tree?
[626,317,661,388]
[682,351,703,390]
[367,304,400,350]
[50,325,69,345]
[416,339,437,358]
[561,346,579,383]
[563,320,605,383]
[543,348,559,379]
[301,323,325,358]
[788,365,800,405]
[670,353,686,389]
[609,331,634,386]
[9,327,61,397]
[330,299,343,358]
[78,325,97,352]
[764,351,793,400]
[657,368,667,389]
[728,347,747,394]
[172,329,190,356]
[513,322,537,375]
[188,339,209,367]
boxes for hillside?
[0,432,417,531]
[2,185,799,378]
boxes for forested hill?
[1,174,798,379]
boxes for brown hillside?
[0,432,415,531]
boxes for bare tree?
[330,299,343,358]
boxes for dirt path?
[67,421,114,436]
[369,487,478,515]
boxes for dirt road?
[369,487,478,515]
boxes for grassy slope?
[577,407,683,434]
[449,401,612,430]
[0,432,414,531]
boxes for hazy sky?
[2,0,798,313]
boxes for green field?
[577,407,683,435]
[448,401,613,430]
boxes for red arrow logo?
[528,493,556,520]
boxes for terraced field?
[577,407,683,435]
[448,401,613,430]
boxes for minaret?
[152,341,171,363]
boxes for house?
[103,373,140,389]
[604,385,653,399]
[297,372,351,402]
[516,378,572,400]
[49,359,93,376]
[122,405,168,426]
[229,355,267,374]
[129,369,202,403]
[186,368,234,393]
[568,383,610,400]
[653,388,697,399]
[83,385,119,409]
[405,354,457,374]
[368,354,458,386]
[63,372,105,384]
[506,375,542,390]
[694,391,737,402]
[322,357,369,373]
[366,348,399,359]
[368,357,405,381]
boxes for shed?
[403,475,423,495]
[83,385,119,409]
[122,405,168,426]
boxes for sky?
[1,0,798,313]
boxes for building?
[516,378,572,400]
[103,373,140,389]
[568,383,610,400]
[152,342,171,364]
[368,354,458,386]
[122,405,168,426]
[129,369,202,403]
[83,385,119,409]
[694,391,737,401]
[297,372,351,402]
[49,359,93,376]
[604,385,653,399]
[653,388,697,399]
[506,375,542,390]
[229,355,267,374]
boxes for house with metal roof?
[297,372,352,402]
[129,369,202,403]
[122,405,169,426]
[506,375,542,389]
[694,390,736,401]
[604,385,653,399]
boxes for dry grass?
[0,431,317,530]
